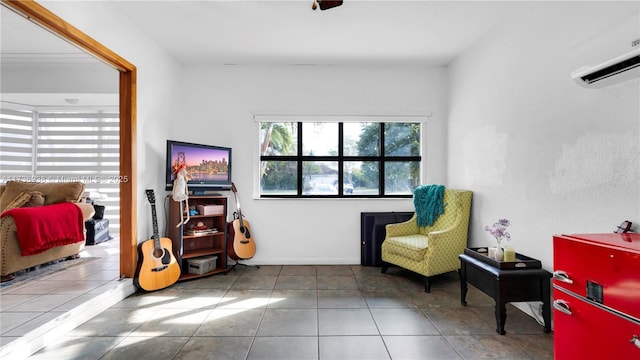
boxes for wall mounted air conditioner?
[572,48,640,88]
[571,13,640,89]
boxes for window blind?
[0,108,35,177]
[0,107,121,231]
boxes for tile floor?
[0,239,135,359]
[14,256,553,359]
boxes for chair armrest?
[385,216,419,237]
[427,227,457,244]
[425,225,467,257]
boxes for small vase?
[493,246,504,261]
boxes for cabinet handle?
[631,335,640,349]
[553,299,572,316]
[553,270,573,284]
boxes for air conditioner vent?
[571,14,640,89]
[580,53,640,84]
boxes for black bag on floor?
[85,218,110,245]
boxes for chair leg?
[381,262,389,274]
[423,276,431,293]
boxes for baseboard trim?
[236,257,361,266]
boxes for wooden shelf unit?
[168,195,228,280]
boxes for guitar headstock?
[145,189,156,204]
[231,182,237,193]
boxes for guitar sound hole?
[153,248,164,259]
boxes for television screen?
[166,140,232,194]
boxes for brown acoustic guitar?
[227,183,256,260]
[134,189,181,291]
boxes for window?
[0,106,121,230]
[259,117,422,198]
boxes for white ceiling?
[1,1,530,66]
[1,4,88,60]
[110,0,529,66]
[1,0,531,106]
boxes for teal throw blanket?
[414,184,445,227]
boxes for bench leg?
[495,299,507,335]
[459,269,468,306]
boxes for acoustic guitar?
[227,183,256,260]
[134,189,181,291]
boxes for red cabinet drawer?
[554,287,640,360]
[553,234,640,319]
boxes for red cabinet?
[553,233,640,360]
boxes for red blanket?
[1,202,84,256]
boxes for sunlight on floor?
[217,297,285,309]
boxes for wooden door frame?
[3,0,137,277]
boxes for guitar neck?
[150,203,160,246]
[234,191,245,226]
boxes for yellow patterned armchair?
[381,189,472,292]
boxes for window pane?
[258,119,421,198]
[344,161,379,195]
[260,122,297,156]
[384,161,420,195]
[302,161,338,195]
[303,122,338,156]
[345,122,379,156]
[384,123,420,156]
[261,161,297,195]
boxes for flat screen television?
[165,140,232,194]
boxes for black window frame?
[259,121,422,198]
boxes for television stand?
[168,195,229,280]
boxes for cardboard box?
[187,256,218,275]
[196,204,224,216]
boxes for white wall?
[27,2,449,264]
[31,1,640,269]
[1,63,117,94]
[448,1,640,270]
[41,1,183,240]
[178,65,448,264]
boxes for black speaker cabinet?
[360,212,414,266]
[85,218,110,245]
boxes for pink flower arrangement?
[484,218,511,245]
